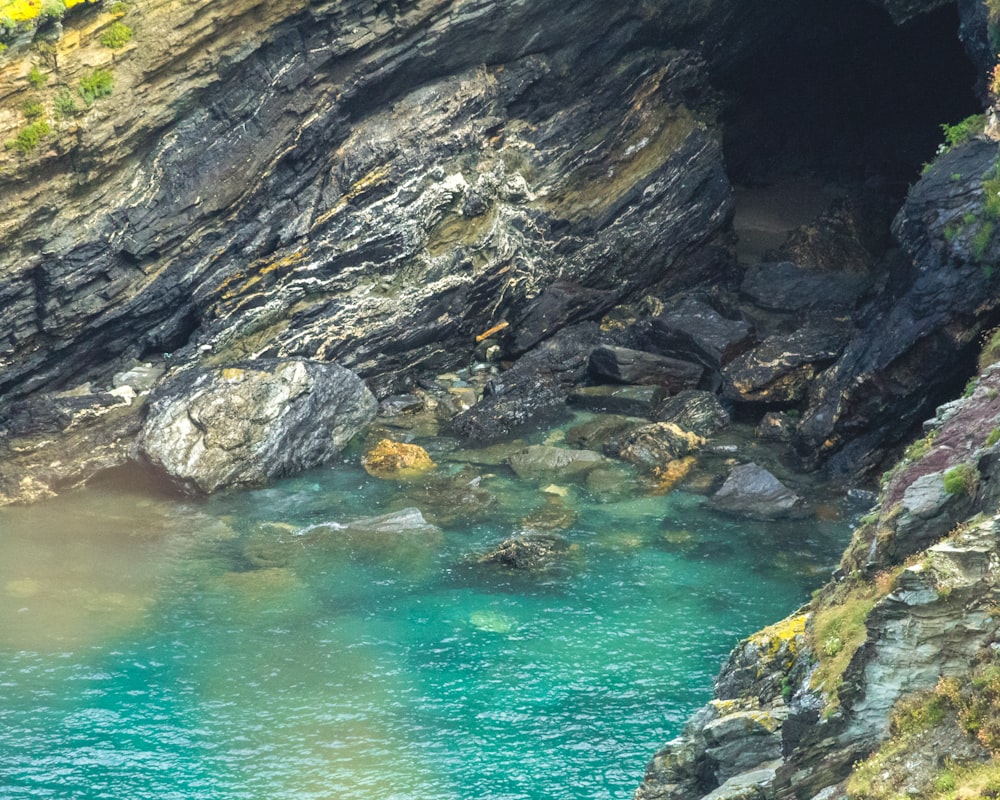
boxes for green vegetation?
[78,68,112,104]
[943,464,978,496]
[941,115,986,152]
[99,20,131,48]
[938,659,1000,754]
[986,427,1000,448]
[974,219,996,261]
[109,0,128,11]
[54,89,78,117]
[903,430,936,463]
[20,98,43,119]
[27,64,47,88]
[847,691,950,799]
[980,327,1000,370]
[6,118,51,153]
[983,170,1000,220]
[808,581,879,715]
[39,0,65,19]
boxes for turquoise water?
[0,427,851,799]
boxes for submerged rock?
[394,469,497,527]
[569,384,666,417]
[711,462,803,519]
[135,359,376,494]
[340,508,441,537]
[506,444,604,479]
[478,533,573,571]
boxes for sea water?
[0,423,852,799]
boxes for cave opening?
[714,0,981,261]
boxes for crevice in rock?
[717,0,979,186]
[716,0,981,262]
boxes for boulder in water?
[135,359,376,494]
[711,463,804,520]
[506,444,604,479]
[617,422,706,470]
[479,533,573,571]
[362,439,436,479]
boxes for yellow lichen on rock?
[749,612,808,661]
[651,455,696,493]
[362,439,435,479]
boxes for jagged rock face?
[635,358,1000,800]
[794,139,1000,477]
[0,0,733,408]
[135,358,376,493]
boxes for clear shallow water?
[0,428,851,799]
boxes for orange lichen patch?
[220,367,246,382]
[475,321,508,342]
[650,456,696,493]
[362,439,435,479]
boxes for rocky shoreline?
[3,0,1000,796]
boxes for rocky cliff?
[1,0,996,497]
[3,0,1000,794]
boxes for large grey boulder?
[712,463,804,519]
[135,359,376,493]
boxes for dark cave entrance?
[714,0,981,261]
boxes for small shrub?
[943,464,978,496]
[980,327,1000,370]
[6,119,51,153]
[20,99,44,119]
[108,0,129,13]
[822,635,843,657]
[941,114,987,151]
[933,767,957,793]
[54,90,78,117]
[903,431,936,462]
[0,43,8,55]
[39,0,66,20]
[984,170,1000,220]
[99,20,131,48]
[986,428,1000,447]
[974,220,995,261]
[79,68,113,104]
[27,65,47,88]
